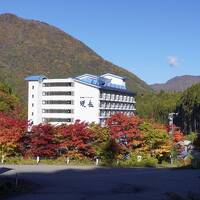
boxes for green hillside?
[0,13,151,101]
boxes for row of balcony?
[99,111,134,118]
[100,93,135,103]
[100,103,135,110]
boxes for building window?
[43,82,73,87]
[32,94,34,98]
[42,100,73,105]
[32,86,34,89]
[32,103,34,107]
[130,97,133,102]
[42,91,73,96]
[42,109,73,113]
[32,112,34,116]
[43,118,73,123]
[116,94,119,100]
[106,93,110,100]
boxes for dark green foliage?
[0,81,19,113]
[136,91,181,124]
[176,83,200,133]
[0,13,151,102]
[137,83,200,134]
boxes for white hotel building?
[25,73,136,126]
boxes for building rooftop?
[75,74,135,95]
[25,75,47,81]
[25,73,135,95]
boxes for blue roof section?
[101,73,127,80]
[75,74,126,89]
[75,73,135,95]
[74,78,135,95]
[100,86,136,95]
[100,86,135,95]
[73,78,100,89]
[25,75,47,81]
[76,74,98,79]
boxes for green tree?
[176,83,200,133]
[136,91,181,124]
[0,82,20,113]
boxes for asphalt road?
[1,165,200,200]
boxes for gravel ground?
[1,165,200,200]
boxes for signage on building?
[80,97,94,108]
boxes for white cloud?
[167,56,179,67]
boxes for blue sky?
[0,0,200,84]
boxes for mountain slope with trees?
[137,83,200,134]
[0,13,151,100]
[136,91,181,124]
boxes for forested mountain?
[137,83,200,134]
[0,13,151,101]
[151,75,200,92]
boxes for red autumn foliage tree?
[58,120,95,159]
[106,113,143,153]
[0,112,27,157]
[22,124,58,158]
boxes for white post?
[95,158,99,166]
[36,156,40,165]
[137,155,142,162]
[66,157,70,165]
[1,155,5,164]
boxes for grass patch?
[2,157,95,166]
[1,156,192,168]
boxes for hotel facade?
[25,73,136,126]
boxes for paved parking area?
[1,165,200,200]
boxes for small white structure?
[137,155,142,162]
[25,73,136,127]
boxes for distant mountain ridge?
[151,75,200,92]
[0,13,151,101]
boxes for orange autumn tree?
[106,113,143,159]
[139,121,171,160]
[0,112,27,158]
[172,126,184,142]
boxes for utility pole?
[168,112,178,165]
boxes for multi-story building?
[25,73,136,126]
